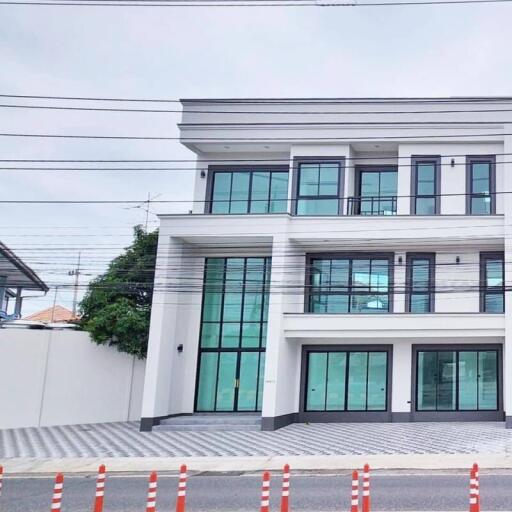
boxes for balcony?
[347,196,397,216]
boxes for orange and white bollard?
[51,473,64,512]
[362,464,370,512]
[176,464,187,512]
[281,464,290,512]
[473,463,480,511]
[146,472,158,512]
[260,471,271,512]
[351,470,359,512]
[92,464,106,512]
[469,468,478,512]
[0,464,3,498]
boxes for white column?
[503,134,512,426]
[261,234,304,429]
[140,233,186,429]
[391,342,412,419]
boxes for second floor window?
[296,161,343,215]
[406,253,435,313]
[209,168,289,214]
[350,167,398,215]
[467,156,496,215]
[481,252,504,313]
[411,157,440,215]
[308,255,392,314]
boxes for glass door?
[195,257,269,413]
[196,350,265,412]
[416,349,499,411]
[305,350,388,412]
[357,168,398,215]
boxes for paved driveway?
[1,421,511,458]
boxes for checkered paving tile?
[0,421,509,458]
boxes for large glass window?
[412,158,439,215]
[481,252,504,313]
[210,169,289,214]
[416,349,498,411]
[350,168,397,215]
[296,161,342,215]
[309,255,392,314]
[305,350,388,412]
[467,157,495,215]
[196,257,270,412]
[406,254,435,313]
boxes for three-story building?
[140,97,511,431]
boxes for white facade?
[141,98,512,430]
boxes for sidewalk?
[2,421,512,473]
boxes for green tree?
[79,226,159,358]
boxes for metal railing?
[347,196,397,216]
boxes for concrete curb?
[2,453,512,474]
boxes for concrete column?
[503,134,512,426]
[140,234,186,430]
[393,252,407,313]
[391,341,412,420]
[14,287,23,318]
[261,234,304,430]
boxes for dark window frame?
[405,253,436,313]
[291,156,345,216]
[205,165,289,214]
[298,344,394,423]
[304,252,395,314]
[480,251,505,313]
[412,345,502,415]
[465,155,496,215]
[410,156,441,215]
[194,256,270,413]
[350,165,399,216]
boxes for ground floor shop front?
[191,341,504,429]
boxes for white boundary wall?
[0,328,145,429]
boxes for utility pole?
[68,252,81,318]
[145,192,151,232]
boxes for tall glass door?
[195,257,269,412]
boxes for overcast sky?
[1,1,512,315]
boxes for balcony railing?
[347,196,397,216]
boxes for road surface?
[1,472,508,511]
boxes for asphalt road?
[1,472,509,511]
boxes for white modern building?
[140,97,511,431]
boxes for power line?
[2,150,512,163]
[1,189,512,204]
[2,94,512,104]
[0,0,510,9]
[5,158,512,170]
[8,102,512,116]
[1,131,512,141]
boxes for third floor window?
[467,156,496,215]
[208,167,289,214]
[411,157,440,215]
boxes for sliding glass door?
[304,349,389,412]
[416,348,499,412]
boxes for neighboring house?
[140,97,511,431]
[0,242,48,319]
[24,305,78,324]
